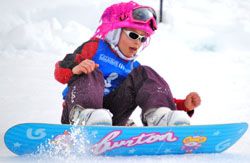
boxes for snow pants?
[61,65,176,126]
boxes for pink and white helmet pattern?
[93,1,157,39]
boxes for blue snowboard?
[4,122,248,156]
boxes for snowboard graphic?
[4,122,248,156]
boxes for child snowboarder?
[54,1,201,126]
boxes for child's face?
[118,28,147,58]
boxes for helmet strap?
[111,44,138,61]
[105,28,121,46]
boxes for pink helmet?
[93,1,157,39]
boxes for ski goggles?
[123,29,148,43]
[131,7,158,31]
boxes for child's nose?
[134,39,141,46]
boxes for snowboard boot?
[69,105,113,126]
[142,107,190,126]
[125,119,136,126]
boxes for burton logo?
[92,130,178,155]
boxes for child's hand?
[72,59,99,75]
[184,92,201,111]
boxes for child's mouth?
[129,47,137,53]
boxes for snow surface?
[1,0,250,162]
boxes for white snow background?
[0,0,250,162]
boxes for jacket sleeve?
[174,98,194,117]
[54,39,99,84]
[54,61,74,84]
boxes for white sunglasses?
[123,29,148,43]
